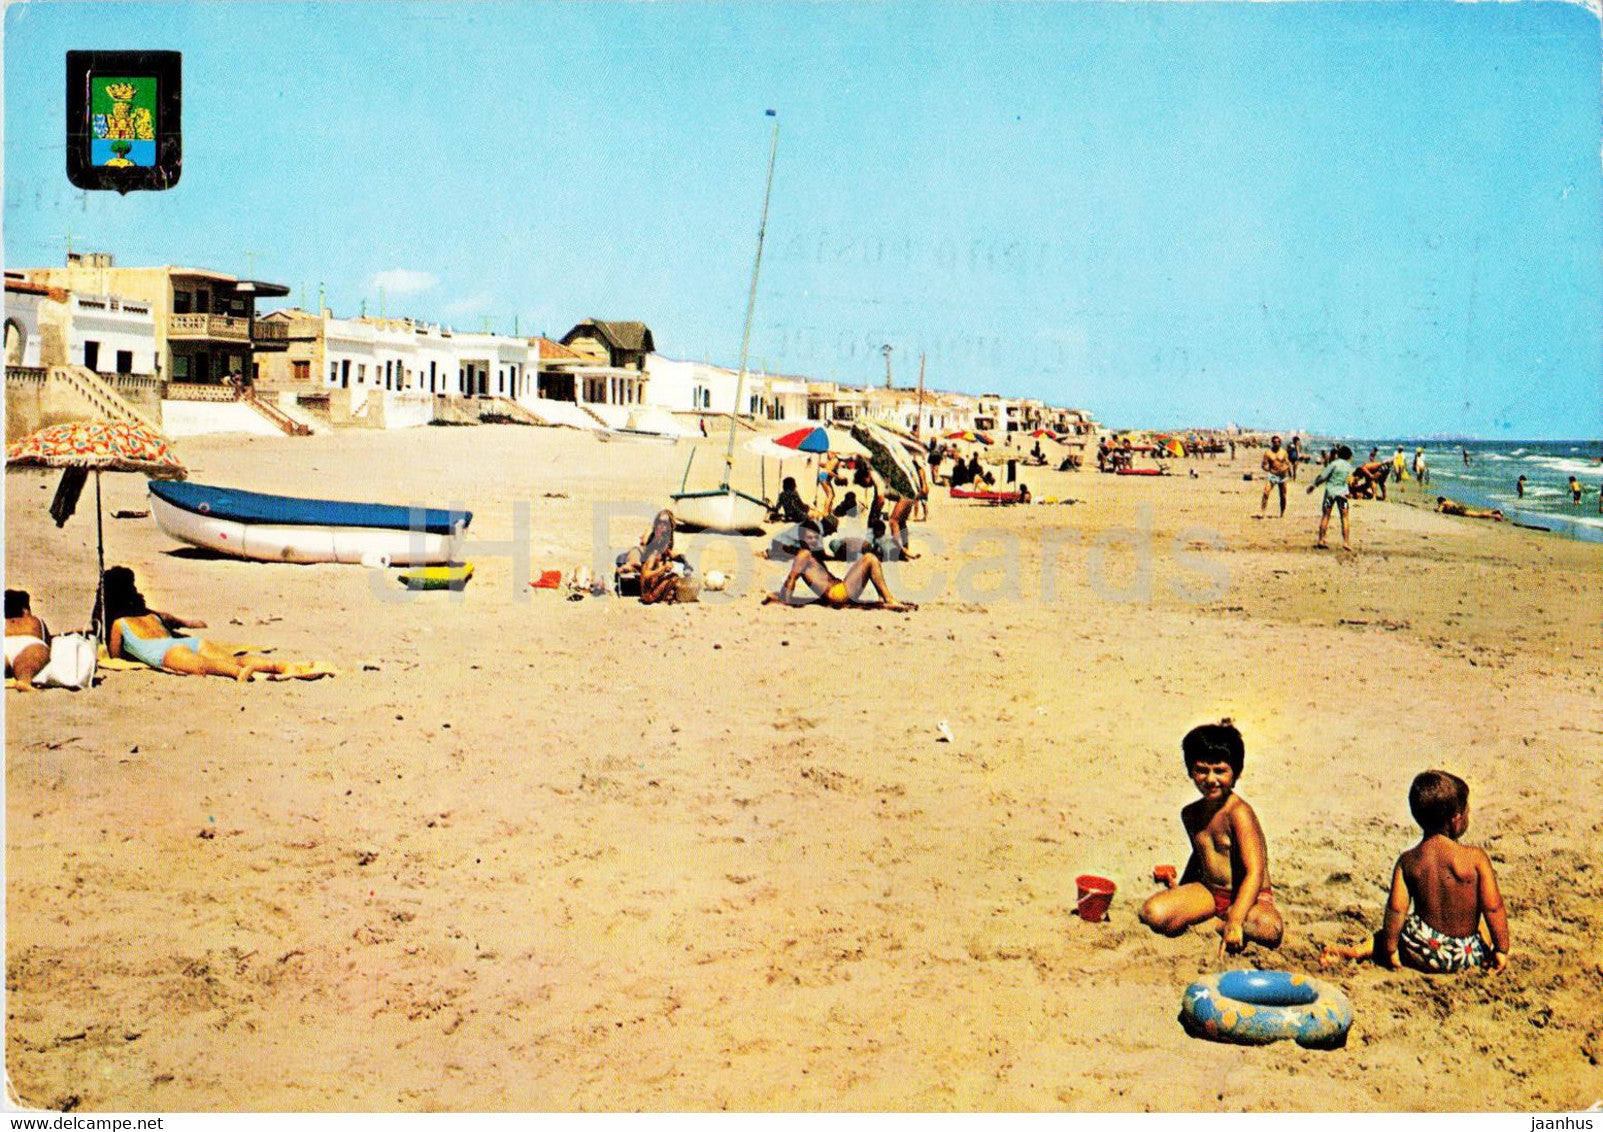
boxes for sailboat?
[671,111,779,534]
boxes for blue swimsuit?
[115,620,201,669]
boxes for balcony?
[252,320,289,350]
[168,313,250,342]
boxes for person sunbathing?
[616,508,676,584]
[1436,497,1504,521]
[762,547,915,611]
[768,479,813,524]
[102,566,331,681]
[5,589,51,692]
[639,548,693,605]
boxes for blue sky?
[6,1,1599,436]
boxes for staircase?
[481,397,550,426]
[53,366,163,431]
[241,389,313,436]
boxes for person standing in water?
[1516,475,1527,499]
[1414,448,1429,485]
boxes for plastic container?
[1076,874,1117,922]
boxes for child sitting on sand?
[1321,770,1509,974]
[1139,722,1283,955]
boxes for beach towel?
[531,569,563,589]
[96,642,271,672]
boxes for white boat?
[597,427,678,446]
[671,111,780,534]
[671,486,770,533]
[149,481,469,565]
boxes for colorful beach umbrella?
[7,419,187,477]
[7,419,187,643]
[767,425,867,455]
[944,429,992,445]
[1029,429,1060,440]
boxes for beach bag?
[33,632,97,690]
[673,575,701,603]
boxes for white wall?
[162,400,283,437]
[644,355,744,414]
[69,295,159,375]
[4,291,44,367]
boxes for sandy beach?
[5,425,1601,1111]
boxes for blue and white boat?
[148,480,471,565]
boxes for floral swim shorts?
[1398,911,1491,973]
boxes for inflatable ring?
[1180,969,1352,1049]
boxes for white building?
[4,274,158,376]
[643,355,746,416]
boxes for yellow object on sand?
[397,563,474,590]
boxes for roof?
[560,319,655,355]
[533,337,582,360]
[168,268,290,296]
[4,277,64,299]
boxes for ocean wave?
[1523,456,1603,476]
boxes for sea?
[1306,438,1603,543]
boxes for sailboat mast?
[721,110,780,491]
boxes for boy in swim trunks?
[1321,769,1509,974]
[1258,437,1291,517]
[1139,722,1283,956]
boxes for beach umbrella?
[870,420,929,455]
[763,425,868,456]
[852,420,922,499]
[7,420,188,642]
[944,429,992,445]
[1028,428,1060,441]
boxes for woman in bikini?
[102,567,329,681]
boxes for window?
[173,355,190,379]
[116,349,133,373]
[293,360,310,383]
[357,363,367,384]
[340,359,350,388]
[173,290,192,314]
[83,341,101,370]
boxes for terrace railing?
[168,313,250,341]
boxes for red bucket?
[1076,874,1116,922]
